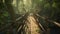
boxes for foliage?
[0,0,60,34]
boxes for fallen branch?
[36,14,60,27]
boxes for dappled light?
[25,13,42,34]
[0,0,60,34]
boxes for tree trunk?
[24,14,42,34]
[5,0,16,34]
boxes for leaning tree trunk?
[5,0,16,34]
[24,13,42,34]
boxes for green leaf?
[52,2,57,8]
[44,3,50,8]
[3,12,9,17]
